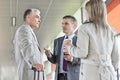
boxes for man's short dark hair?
[23,9,32,21]
[63,15,77,24]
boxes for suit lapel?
[30,29,39,46]
[32,33,41,51]
[27,25,41,51]
[57,36,64,64]
[32,32,41,51]
[72,36,77,46]
[59,36,64,48]
[31,31,38,44]
[58,36,64,53]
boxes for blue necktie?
[63,36,68,71]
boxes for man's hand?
[64,54,73,62]
[33,64,44,72]
[44,48,51,57]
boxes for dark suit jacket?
[48,35,80,80]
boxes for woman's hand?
[64,39,71,47]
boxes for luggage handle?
[32,67,39,80]
[117,69,119,80]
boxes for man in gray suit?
[13,8,44,80]
[44,15,80,80]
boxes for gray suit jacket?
[48,36,80,80]
[14,23,43,80]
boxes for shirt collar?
[65,34,75,39]
[24,22,34,34]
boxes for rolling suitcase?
[32,67,44,80]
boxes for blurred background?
[0,0,120,80]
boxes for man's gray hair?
[23,8,40,21]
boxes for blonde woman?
[64,0,119,80]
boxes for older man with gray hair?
[13,8,44,80]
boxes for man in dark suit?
[44,15,80,80]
